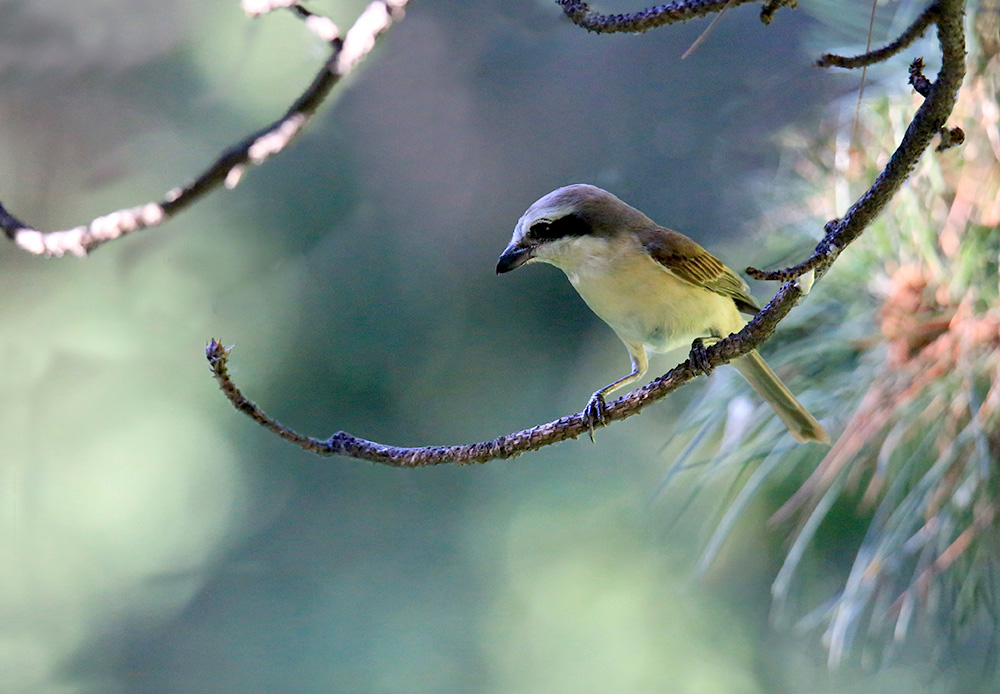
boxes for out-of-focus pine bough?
[669,0,998,666]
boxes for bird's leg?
[689,333,722,376]
[689,338,713,376]
[583,345,647,442]
[582,395,607,442]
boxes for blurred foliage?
[482,498,765,694]
[668,0,1000,669]
[187,0,371,121]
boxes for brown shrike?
[496,184,829,444]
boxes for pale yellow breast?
[553,236,746,353]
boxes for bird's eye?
[528,221,553,240]
[528,214,591,242]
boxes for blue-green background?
[0,1,962,691]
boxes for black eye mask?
[527,213,592,242]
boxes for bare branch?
[758,0,798,25]
[554,0,780,34]
[1,0,408,257]
[210,0,966,465]
[746,228,837,281]
[817,4,938,69]
[207,282,801,465]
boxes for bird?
[496,183,829,444]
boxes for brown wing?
[638,226,760,315]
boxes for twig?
[817,4,938,68]
[909,56,934,96]
[759,0,797,25]
[936,125,965,151]
[847,0,880,149]
[681,0,738,59]
[210,0,966,464]
[554,0,781,34]
[746,237,838,281]
[0,0,408,257]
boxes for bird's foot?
[582,392,608,442]
[689,338,714,376]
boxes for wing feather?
[638,227,760,315]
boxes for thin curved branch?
[554,0,784,34]
[211,0,965,465]
[816,4,938,69]
[207,282,802,465]
[1,0,408,257]
[746,223,838,281]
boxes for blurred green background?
[0,0,986,692]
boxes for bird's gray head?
[496,184,653,274]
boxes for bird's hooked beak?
[496,241,534,274]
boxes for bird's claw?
[583,392,608,442]
[689,338,714,376]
